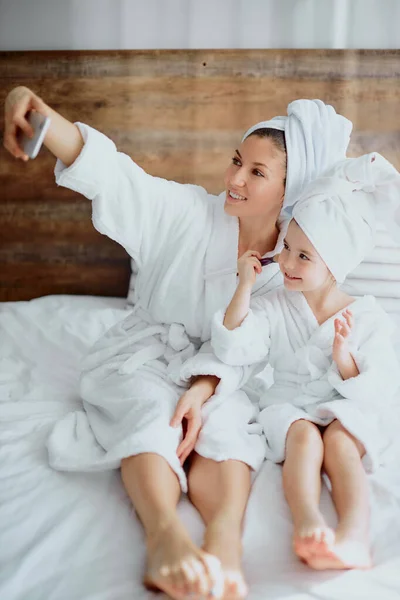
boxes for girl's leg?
[283,420,334,561]
[188,455,251,600]
[121,453,223,599]
[307,420,371,570]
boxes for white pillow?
[341,223,400,317]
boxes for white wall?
[0,0,399,51]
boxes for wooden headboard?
[1,49,399,302]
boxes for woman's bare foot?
[306,530,372,571]
[292,510,335,564]
[202,517,248,600]
[144,517,224,599]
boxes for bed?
[1,50,400,600]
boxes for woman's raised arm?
[4,86,84,166]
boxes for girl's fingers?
[247,250,262,259]
[335,315,352,338]
[341,322,351,338]
[250,257,262,270]
[343,310,354,329]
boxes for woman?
[4,87,352,600]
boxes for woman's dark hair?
[249,128,287,186]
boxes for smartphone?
[19,111,51,159]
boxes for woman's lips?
[226,190,247,203]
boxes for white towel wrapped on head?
[292,152,400,284]
[242,99,353,213]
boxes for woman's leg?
[307,420,371,570]
[283,420,334,562]
[188,455,251,600]
[121,453,223,599]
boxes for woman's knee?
[286,419,322,450]
[188,455,251,500]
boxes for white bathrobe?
[47,123,284,491]
[177,288,400,472]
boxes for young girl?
[176,152,400,572]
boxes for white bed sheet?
[1,295,400,600]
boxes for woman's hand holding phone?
[3,86,84,166]
[4,87,49,161]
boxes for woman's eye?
[232,157,241,166]
[253,169,264,177]
[283,243,289,250]
[300,253,309,261]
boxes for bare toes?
[192,558,212,597]
[202,553,224,599]
[294,526,335,563]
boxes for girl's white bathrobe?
[47,123,283,491]
[177,288,400,472]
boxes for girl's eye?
[232,157,241,166]
[300,253,309,261]
[283,243,289,250]
[253,169,264,177]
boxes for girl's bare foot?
[293,510,335,564]
[306,531,372,571]
[203,517,248,600]
[144,517,224,599]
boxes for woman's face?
[224,135,286,219]
[279,220,333,292]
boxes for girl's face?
[279,220,334,292]
[224,135,286,220]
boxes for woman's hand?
[170,375,219,464]
[3,85,84,166]
[4,86,47,160]
[237,250,262,288]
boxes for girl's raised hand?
[237,250,262,288]
[332,309,354,363]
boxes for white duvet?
[1,295,400,600]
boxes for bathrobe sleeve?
[175,296,272,396]
[328,308,400,407]
[211,296,272,366]
[175,340,261,397]
[54,123,208,267]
